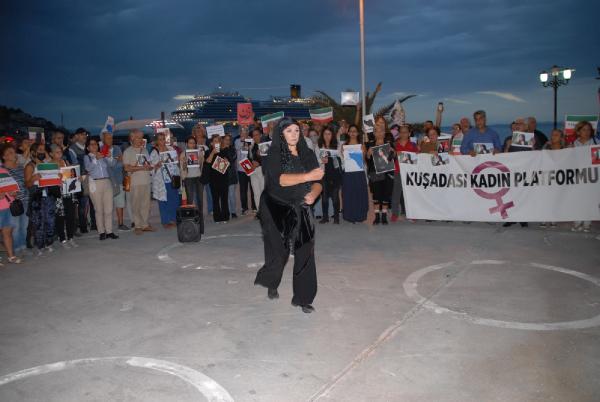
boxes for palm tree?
[312,83,416,123]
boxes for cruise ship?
[171,84,316,129]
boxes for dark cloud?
[1,0,598,129]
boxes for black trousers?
[209,181,229,222]
[238,171,256,211]
[77,194,96,231]
[322,181,341,218]
[255,197,317,305]
[55,197,77,242]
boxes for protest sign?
[186,150,200,167]
[207,125,225,138]
[28,127,44,142]
[372,144,395,174]
[310,107,333,124]
[160,150,178,164]
[35,163,61,187]
[212,156,230,174]
[343,144,365,172]
[319,149,340,160]
[136,154,151,166]
[0,171,19,193]
[237,103,254,125]
[400,147,600,222]
[362,114,375,133]
[239,158,255,176]
[60,165,81,194]
[341,91,359,106]
[474,143,494,154]
[511,131,535,148]
[398,151,418,165]
[101,116,115,134]
[258,141,272,156]
[431,152,450,166]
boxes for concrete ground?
[0,205,599,402]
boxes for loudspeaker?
[176,206,202,242]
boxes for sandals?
[8,256,23,264]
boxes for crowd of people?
[0,109,597,266]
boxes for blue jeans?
[228,184,237,215]
[205,185,213,214]
[11,213,28,252]
[158,185,180,225]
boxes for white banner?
[400,146,600,222]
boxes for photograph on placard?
[372,144,395,174]
[239,158,255,176]
[137,154,151,166]
[212,156,230,174]
[474,142,494,154]
[60,165,81,194]
[511,131,535,148]
[343,144,365,172]
[160,150,178,164]
[28,127,45,143]
[258,141,272,156]
[431,152,450,166]
[398,151,418,165]
[186,150,200,167]
[362,114,375,133]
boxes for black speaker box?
[176,206,202,242]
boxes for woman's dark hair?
[186,136,197,145]
[318,125,338,149]
[270,117,308,173]
[30,141,47,160]
[427,126,441,136]
[347,124,363,143]
[0,143,16,163]
[85,136,101,153]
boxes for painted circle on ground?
[157,233,263,270]
[403,260,600,331]
[0,356,234,402]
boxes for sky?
[1,0,599,130]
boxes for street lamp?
[539,65,575,129]
[359,0,366,116]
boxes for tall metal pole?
[359,0,366,116]
[553,80,558,130]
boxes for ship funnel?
[290,84,301,99]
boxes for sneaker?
[68,239,79,248]
[61,240,71,249]
[118,224,130,231]
[583,227,591,233]
[45,246,55,253]
[571,224,582,232]
[36,249,44,257]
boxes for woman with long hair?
[179,136,204,232]
[366,117,395,225]
[150,132,181,228]
[84,137,119,240]
[204,134,232,223]
[341,125,369,223]
[317,126,342,224]
[222,134,239,219]
[391,125,418,221]
[24,142,57,254]
[254,118,323,313]
[50,144,78,247]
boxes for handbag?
[7,196,24,217]
[123,175,131,192]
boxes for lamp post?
[359,0,366,116]
[539,65,575,129]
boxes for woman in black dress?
[366,116,395,225]
[254,118,324,313]
[317,126,342,224]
